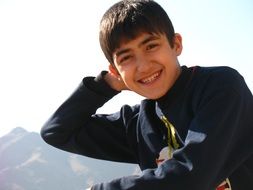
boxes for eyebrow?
[140,35,159,47]
[115,35,160,57]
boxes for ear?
[173,33,183,56]
[108,64,120,77]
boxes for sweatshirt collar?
[156,65,194,109]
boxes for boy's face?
[111,32,183,99]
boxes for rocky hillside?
[0,127,138,190]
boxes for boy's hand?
[104,70,129,91]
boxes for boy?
[41,0,253,190]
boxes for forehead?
[115,32,163,52]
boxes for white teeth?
[141,72,160,83]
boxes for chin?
[135,87,167,100]
[145,93,165,100]
[150,90,169,100]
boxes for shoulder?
[187,66,252,109]
[187,66,253,114]
[196,66,242,81]
[112,103,140,125]
[121,104,140,116]
[194,66,246,92]
[119,100,157,126]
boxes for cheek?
[118,71,135,90]
[117,66,133,79]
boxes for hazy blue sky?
[0,0,252,137]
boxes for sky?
[0,0,252,137]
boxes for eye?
[146,43,159,51]
[119,55,133,64]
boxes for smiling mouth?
[139,70,162,84]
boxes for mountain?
[0,127,139,190]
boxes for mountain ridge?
[0,127,138,190]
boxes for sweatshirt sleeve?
[91,69,253,190]
[40,72,137,163]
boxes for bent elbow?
[40,119,69,147]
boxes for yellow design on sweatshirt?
[161,116,179,159]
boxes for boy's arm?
[40,71,137,163]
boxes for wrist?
[85,71,119,97]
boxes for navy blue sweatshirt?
[41,66,253,190]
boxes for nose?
[136,54,151,73]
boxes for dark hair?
[99,0,175,64]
